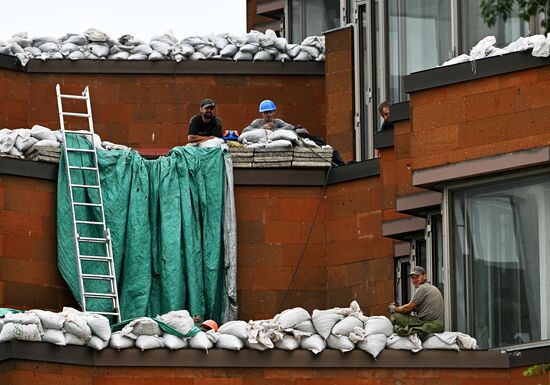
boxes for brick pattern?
[325,28,354,162]
[0,69,326,150]
[3,361,543,384]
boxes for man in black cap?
[187,98,223,144]
[389,266,444,339]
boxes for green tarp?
[57,137,227,323]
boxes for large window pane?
[290,0,340,43]
[460,0,528,54]
[451,173,550,348]
[388,0,452,102]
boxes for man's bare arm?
[187,134,214,143]
[396,301,417,314]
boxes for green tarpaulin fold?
[57,137,229,323]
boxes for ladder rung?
[60,94,88,100]
[62,112,90,118]
[77,236,108,243]
[75,220,104,225]
[82,273,113,280]
[73,202,101,207]
[64,130,94,136]
[84,292,117,299]
[71,184,100,189]
[79,255,111,261]
[66,148,95,153]
[69,166,98,171]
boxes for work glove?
[388,303,396,313]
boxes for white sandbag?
[60,43,78,56]
[0,130,16,153]
[42,329,66,345]
[422,334,460,351]
[11,32,31,48]
[253,51,273,61]
[300,45,320,58]
[442,54,470,66]
[136,335,165,351]
[24,46,42,56]
[294,320,316,334]
[196,44,218,58]
[300,334,326,354]
[50,52,64,60]
[0,323,41,342]
[332,316,364,337]
[69,51,86,60]
[266,139,293,149]
[65,332,87,345]
[275,52,290,62]
[63,313,92,340]
[312,309,345,339]
[109,52,130,60]
[244,339,271,351]
[326,334,355,352]
[38,42,59,53]
[274,335,300,350]
[215,334,244,350]
[82,314,111,341]
[294,51,312,61]
[121,317,161,339]
[150,41,171,56]
[469,35,496,60]
[275,307,311,330]
[109,331,135,349]
[179,43,195,56]
[240,44,260,55]
[87,335,109,350]
[65,34,88,45]
[129,53,148,60]
[301,36,323,50]
[212,36,229,50]
[87,43,109,58]
[4,312,44,333]
[189,331,214,350]
[130,44,153,56]
[32,36,58,47]
[386,333,422,353]
[189,52,207,61]
[156,310,195,336]
[8,42,25,54]
[35,139,60,148]
[30,125,57,141]
[268,129,298,143]
[532,34,550,57]
[28,310,64,330]
[364,316,393,337]
[151,32,178,45]
[220,44,238,57]
[84,28,109,43]
[286,44,301,58]
[356,333,387,358]
[8,147,24,157]
[84,51,99,60]
[182,36,207,46]
[239,129,272,143]
[163,333,189,349]
[218,320,248,340]
[273,37,288,51]
[233,51,253,61]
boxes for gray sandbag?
[275,307,311,330]
[294,320,316,334]
[218,320,248,339]
[275,52,290,62]
[0,46,11,55]
[60,43,78,56]
[189,51,206,61]
[109,52,129,60]
[233,51,253,61]
[162,333,189,349]
[136,335,165,351]
[130,44,153,56]
[120,34,146,46]
[180,43,195,56]
[69,51,85,60]
[286,44,301,58]
[32,36,58,47]
[274,335,300,350]
[293,51,312,61]
[87,335,109,350]
[244,32,261,45]
[0,323,41,343]
[240,43,259,55]
[326,334,355,352]
[301,35,324,51]
[300,334,326,354]
[24,46,41,56]
[212,36,229,50]
[182,36,207,46]
[312,309,344,339]
[129,53,148,60]
[15,135,38,152]
[253,50,273,61]
[38,42,60,53]
[300,45,320,58]
[196,44,218,58]
[42,329,66,345]
[9,42,25,54]
[87,43,109,57]
[364,316,393,337]
[216,334,244,350]
[148,51,165,61]
[50,52,64,60]
[150,40,171,56]
[316,54,325,61]
[84,28,109,43]
[11,32,31,48]
[356,333,387,358]
[64,34,88,45]
[220,44,238,57]
[31,125,57,141]
[109,331,134,349]
[273,37,288,51]
[332,316,364,337]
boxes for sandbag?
[42,329,66,345]
[28,309,64,330]
[38,42,60,53]
[244,339,271,351]
[87,43,109,58]
[268,129,298,143]
[60,43,78,56]
[69,51,86,60]
[4,312,43,333]
[25,46,42,56]
[30,125,57,141]
[84,28,109,43]
[179,43,195,56]
[294,320,316,334]
[326,334,355,352]
[130,44,153,56]
[50,52,64,60]
[312,309,344,339]
[332,316,364,337]
[273,37,288,51]
[109,52,130,60]
[136,335,165,351]
[422,334,459,351]
[294,51,312,61]
[300,45,320,58]
[274,335,300,350]
[286,44,301,58]
[121,317,161,339]
[65,332,87,345]
[182,36,206,46]
[216,334,244,350]
[239,129,272,143]
[253,51,273,61]
[275,307,311,330]
[65,35,88,45]
[469,35,496,60]
[220,44,238,57]
[365,316,393,337]
[156,310,195,336]
[32,36,58,47]
[150,41,171,56]
[386,333,422,353]
[11,32,31,48]
[189,331,214,350]
[84,52,98,60]
[35,139,60,148]
[82,313,111,341]
[0,323,41,342]
[196,44,218,58]
[300,334,326,354]
[189,52,207,61]
[109,331,135,349]
[218,320,248,339]
[163,333,189,349]
[212,37,229,50]
[240,44,260,55]
[129,53,148,60]
[356,333,387,358]
[63,312,92,339]
[87,335,109,350]
[233,51,253,61]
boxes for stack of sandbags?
[0,28,326,66]
[292,146,332,167]
[227,147,254,168]
[252,147,293,168]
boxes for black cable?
[277,165,333,312]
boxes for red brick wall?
[1,361,543,385]
[0,69,326,149]
[325,27,354,162]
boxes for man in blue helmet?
[242,100,294,133]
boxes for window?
[449,172,550,349]
[290,0,340,43]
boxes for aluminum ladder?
[55,84,121,323]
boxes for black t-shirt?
[188,115,223,137]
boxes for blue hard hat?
[259,100,277,113]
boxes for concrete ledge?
[396,191,442,216]
[382,217,426,240]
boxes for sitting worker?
[187,98,223,144]
[242,99,294,133]
[389,266,444,340]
